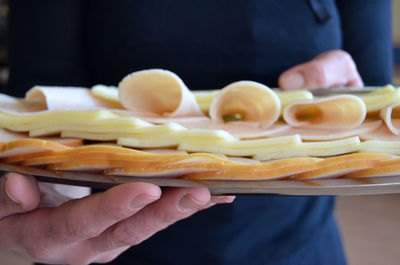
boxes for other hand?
[279,50,363,90]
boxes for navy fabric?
[7,0,392,264]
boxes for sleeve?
[6,0,89,97]
[336,0,393,86]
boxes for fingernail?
[5,176,20,204]
[130,194,159,211]
[281,73,304,90]
[211,196,236,204]
[222,196,235,203]
[178,194,206,212]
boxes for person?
[1,0,392,264]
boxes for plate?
[1,162,400,196]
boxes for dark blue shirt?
[7,1,392,264]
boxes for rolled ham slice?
[25,86,122,110]
[280,120,382,141]
[209,81,280,127]
[380,102,400,135]
[118,69,204,118]
[283,95,366,129]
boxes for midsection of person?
[81,1,343,264]
[84,0,341,89]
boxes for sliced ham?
[25,86,122,110]
[209,81,280,127]
[380,102,400,135]
[0,93,45,113]
[118,69,204,118]
[359,123,400,141]
[283,95,366,129]
[280,120,382,141]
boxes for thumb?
[279,50,364,90]
[0,173,40,219]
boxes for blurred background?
[0,1,400,265]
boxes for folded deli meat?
[1,69,400,180]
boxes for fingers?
[42,183,162,245]
[1,182,161,256]
[279,50,364,90]
[0,173,40,220]
[88,187,214,252]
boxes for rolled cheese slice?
[118,69,204,118]
[283,95,366,129]
[209,81,280,127]
[380,102,400,135]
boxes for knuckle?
[66,218,99,239]
[26,244,52,261]
[110,225,143,247]
[63,209,99,241]
[46,221,67,243]
[158,211,180,224]
[308,61,327,85]
[99,200,130,221]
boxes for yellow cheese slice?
[360,85,400,113]
[178,135,301,156]
[273,89,313,110]
[91,85,121,105]
[359,140,400,155]
[253,137,361,160]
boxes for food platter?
[2,70,400,196]
[2,162,400,196]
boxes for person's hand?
[0,172,234,264]
[278,50,364,90]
